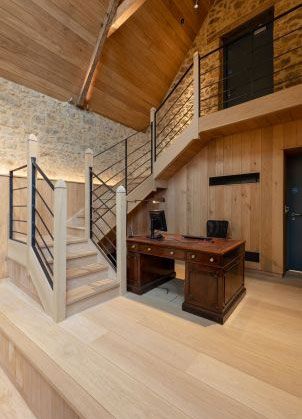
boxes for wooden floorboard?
[0,273,301,418]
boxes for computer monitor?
[148,210,167,240]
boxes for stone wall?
[0,77,143,182]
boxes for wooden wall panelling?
[137,119,302,275]
[260,126,273,272]
[271,123,284,273]
[0,327,80,419]
[7,259,42,305]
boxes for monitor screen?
[149,210,167,232]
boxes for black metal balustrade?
[199,4,302,116]
[91,130,151,268]
[154,63,194,159]
[31,158,54,288]
[9,164,28,244]
[152,4,302,159]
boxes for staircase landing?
[154,84,302,180]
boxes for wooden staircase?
[44,234,119,316]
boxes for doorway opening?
[222,8,274,109]
[285,150,302,273]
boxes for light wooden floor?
[0,272,301,419]
[0,365,36,419]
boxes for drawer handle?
[210,257,214,263]
[170,251,174,255]
[147,247,151,251]
[131,245,136,249]
[191,254,196,259]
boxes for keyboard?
[182,234,212,241]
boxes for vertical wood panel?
[260,126,273,272]
[151,119,302,275]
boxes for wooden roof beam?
[108,0,147,37]
[76,0,120,108]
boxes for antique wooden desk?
[127,234,246,324]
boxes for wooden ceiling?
[0,0,211,131]
[90,0,210,129]
[0,0,110,100]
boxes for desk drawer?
[128,243,185,260]
[186,252,221,266]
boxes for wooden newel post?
[85,148,93,240]
[27,134,38,248]
[116,185,127,294]
[53,180,67,322]
[193,51,200,136]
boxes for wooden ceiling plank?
[76,0,120,107]
[49,0,109,37]
[104,36,175,88]
[0,59,71,100]
[95,65,157,105]
[107,13,188,80]
[0,44,79,97]
[108,0,147,37]
[90,89,149,130]
[30,0,97,45]
[95,80,151,114]
[0,1,92,69]
[0,20,83,88]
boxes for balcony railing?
[152,3,301,159]
[199,3,302,116]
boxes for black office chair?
[207,220,229,239]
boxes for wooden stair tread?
[67,225,85,231]
[67,263,107,280]
[47,250,97,264]
[66,278,119,305]
[41,236,87,248]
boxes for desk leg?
[127,253,176,295]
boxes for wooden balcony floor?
[0,272,301,419]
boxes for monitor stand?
[147,230,164,240]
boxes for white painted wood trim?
[193,51,200,137]
[53,180,67,322]
[85,149,93,240]
[26,134,38,248]
[116,186,127,294]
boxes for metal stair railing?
[88,130,151,269]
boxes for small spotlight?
[194,0,199,9]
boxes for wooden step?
[66,278,120,305]
[41,236,87,248]
[66,262,107,280]
[67,225,85,238]
[47,250,97,265]
[67,226,85,232]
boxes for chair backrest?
[207,220,229,238]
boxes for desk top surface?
[127,234,245,255]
